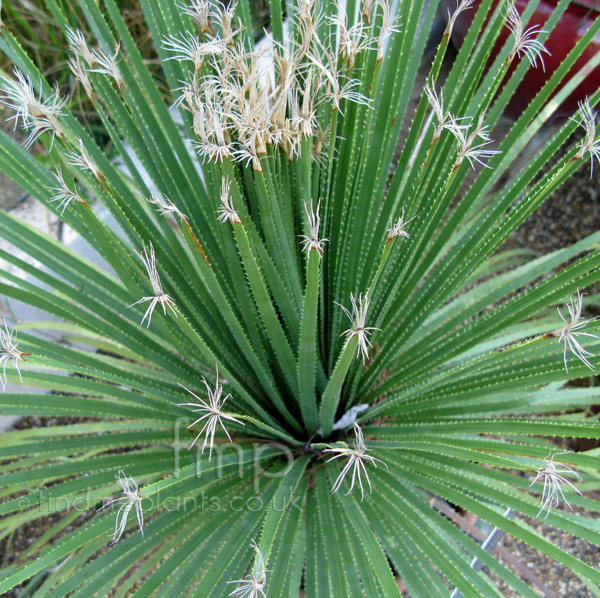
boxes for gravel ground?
[493,507,600,598]
[507,131,600,254]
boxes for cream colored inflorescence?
[165,0,396,171]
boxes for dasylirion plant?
[0,0,599,595]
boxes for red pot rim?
[569,0,600,11]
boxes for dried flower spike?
[128,242,178,327]
[505,2,550,69]
[227,539,267,598]
[49,166,86,214]
[178,365,244,460]
[300,199,328,256]
[68,56,93,96]
[446,113,501,170]
[331,6,374,70]
[294,0,318,57]
[323,422,387,501]
[0,68,66,148]
[554,290,598,373]
[572,97,600,175]
[66,29,96,66]
[178,0,213,34]
[97,470,144,544]
[424,82,451,142]
[376,0,401,62]
[387,206,417,241]
[0,318,26,390]
[337,292,380,363]
[309,53,372,115]
[530,452,583,519]
[90,44,124,88]
[66,138,103,180]
[188,85,235,163]
[216,177,241,224]
[147,193,186,221]
[445,0,475,37]
[163,33,222,72]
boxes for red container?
[440,0,600,121]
